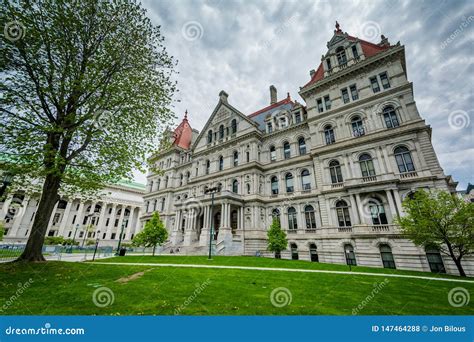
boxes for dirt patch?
[115,269,152,283]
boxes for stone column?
[0,195,13,222]
[199,206,210,246]
[315,201,323,228]
[124,206,136,240]
[392,189,404,217]
[116,205,127,240]
[354,193,364,225]
[382,146,393,173]
[9,196,30,237]
[376,147,386,174]
[385,190,397,223]
[218,202,232,244]
[105,204,117,239]
[58,200,73,237]
[171,209,183,244]
[96,202,108,239]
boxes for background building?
[1,180,144,247]
[142,23,472,276]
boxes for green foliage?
[85,239,96,246]
[0,222,4,241]
[63,238,79,246]
[267,218,288,255]
[132,212,168,252]
[397,190,474,276]
[44,236,65,245]
[0,0,176,196]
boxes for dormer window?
[351,45,359,59]
[317,99,324,113]
[336,46,347,65]
[267,122,273,133]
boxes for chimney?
[270,85,277,105]
[219,90,229,103]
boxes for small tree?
[397,190,474,277]
[132,212,168,256]
[267,217,288,259]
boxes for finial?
[335,21,341,33]
[287,92,291,99]
[184,109,188,120]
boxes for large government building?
[1,180,145,247]
[142,23,472,276]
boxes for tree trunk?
[152,245,156,256]
[16,173,61,262]
[454,257,466,277]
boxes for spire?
[335,21,342,33]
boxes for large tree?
[132,212,168,256]
[397,190,474,277]
[0,0,176,261]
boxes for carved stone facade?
[142,25,471,276]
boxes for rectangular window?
[82,217,87,225]
[76,204,80,211]
[317,98,324,113]
[114,219,119,227]
[106,218,110,226]
[351,45,359,59]
[324,95,331,110]
[72,215,76,224]
[295,112,301,124]
[341,88,350,104]
[349,84,359,100]
[111,233,116,240]
[380,72,390,89]
[267,123,273,133]
[370,76,380,93]
[108,208,112,214]
[326,58,332,70]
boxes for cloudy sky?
[135,0,473,190]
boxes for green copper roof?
[115,179,146,191]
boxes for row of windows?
[323,105,400,145]
[316,71,391,114]
[266,111,303,133]
[271,169,312,194]
[145,198,166,212]
[328,146,415,184]
[207,119,238,143]
[272,205,317,230]
[269,137,307,162]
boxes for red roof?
[302,34,391,89]
[173,111,193,149]
[248,93,294,118]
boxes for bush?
[44,236,65,245]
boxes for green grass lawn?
[0,257,473,315]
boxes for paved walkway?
[92,261,474,284]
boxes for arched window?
[164,176,169,188]
[218,156,224,171]
[301,169,311,190]
[329,160,343,184]
[336,46,347,65]
[161,198,165,211]
[394,146,415,173]
[425,246,446,273]
[359,153,376,177]
[271,176,279,195]
[336,200,351,227]
[288,207,298,230]
[368,199,388,225]
[270,145,276,161]
[283,141,291,159]
[231,119,237,134]
[380,244,396,269]
[246,151,250,162]
[149,180,154,192]
[232,179,238,193]
[324,125,335,145]
[207,130,213,143]
[246,183,251,194]
[344,244,357,265]
[304,205,316,229]
[219,125,224,139]
[186,171,190,182]
[383,106,399,128]
[153,199,157,211]
[285,173,294,193]
[309,243,319,262]
[156,178,161,190]
[179,173,184,186]
[351,116,365,136]
[205,160,210,175]
[290,243,299,260]
[298,137,306,155]
[57,199,68,209]
[233,151,239,167]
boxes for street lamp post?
[92,230,101,261]
[0,173,13,198]
[115,219,128,256]
[205,187,219,260]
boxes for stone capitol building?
[142,23,469,276]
